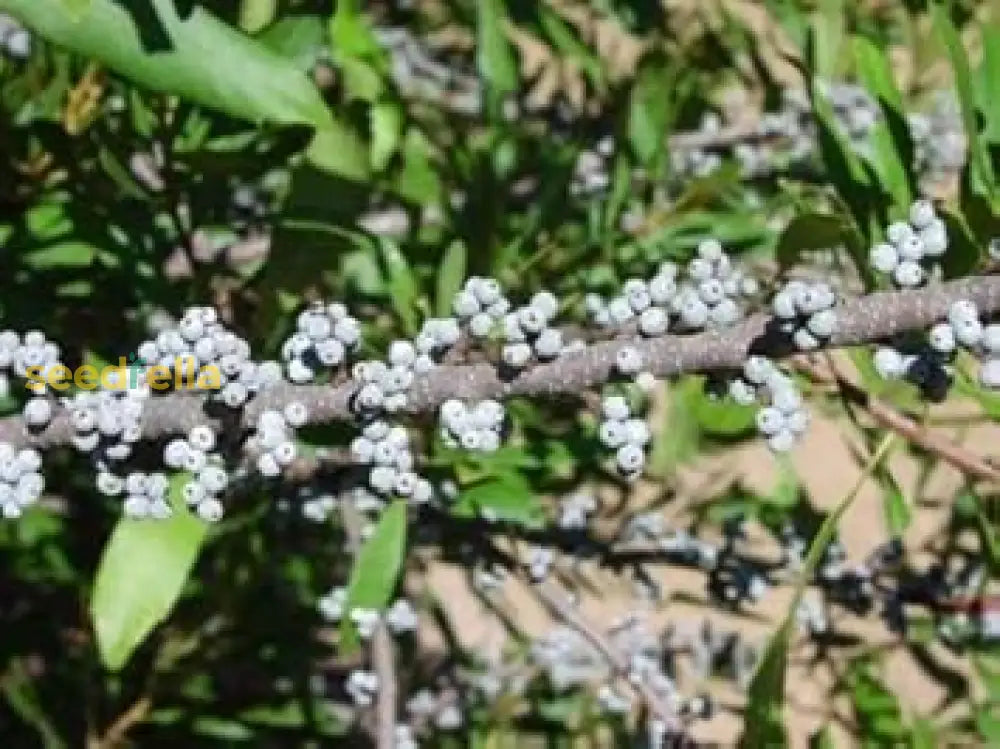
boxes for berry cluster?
[163,426,229,521]
[281,303,361,384]
[451,276,511,339]
[868,199,948,287]
[65,387,147,466]
[438,399,504,452]
[597,393,650,479]
[115,471,171,520]
[771,279,838,351]
[138,306,282,408]
[349,358,415,415]
[0,443,44,519]
[589,240,757,335]
[250,405,305,477]
[499,291,564,369]
[728,356,810,452]
[873,299,1000,398]
[350,420,433,502]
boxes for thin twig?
[94,696,152,749]
[531,579,681,733]
[795,356,1000,482]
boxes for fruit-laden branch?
[2,274,999,450]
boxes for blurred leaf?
[536,6,603,88]
[932,1,996,199]
[395,127,442,206]
[647,379,700,477]
[192,717,254,741]
[743,435,895,747]
[810,0,844,78]
[880,473,911,537]
[435,239,467,317]
[476,0,517,95]
[378,237,420,335]
[852,35,914,209]
[690,383,756,438]
[370,99,404,172]
[628,54,673,166]
[1,659,65,749]
[979,25,1000,144]
[776,212,855,270]
[239,0,276,33]
[91,473,209,671]
[1,0,368,179]
[939,208,982,279]
[329,0,384,62]
[847,659,907,745]
[809,726,836,749]
[451,473,545,529]
[340,500,407,652]
[256,15,325,70]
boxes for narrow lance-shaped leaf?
[476,0,518,95]
[852,35,914,210]
[435,240,468,318]
[742,435,895,747]
[90,473,209,671]
[340,500,408,653]
[0,0,368,179]
[931,1,996,199]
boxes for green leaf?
[378,237,420,336]
[647,379,700,477]
[476,0,517,95]
[938,208,982,280]
[239,0,276,33]
[979,25,1000,144]
[880,473,911,536]
[932,1,996,198]
[743,435,895,747]
[369,99,404,173]
[1,659,66,749]
[628,54,673,165]
[847,659,907,744]
[809,0,844,79]
[395,127,442,207]
[853,35,914,209]
[0,0,368,180]
[775,212,854,270]
[536,6,603,88]
[90,473,209,671]
[451,473,545,529]
[689,382,756,438]
[435,239,468,317]
[255,15,325,71]
[25,241,97,269]
[340,500,407,652]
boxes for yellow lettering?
[100,358,127,390]
[48,364,71,391]
[75,365,97,390]
[148,365,171,390]
[24,365,46,393]
[197,366,221,390]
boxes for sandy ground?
[413,385,999,746]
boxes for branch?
[531,579,681,733]
[795,356,1000,482]
[2,275,999,450]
